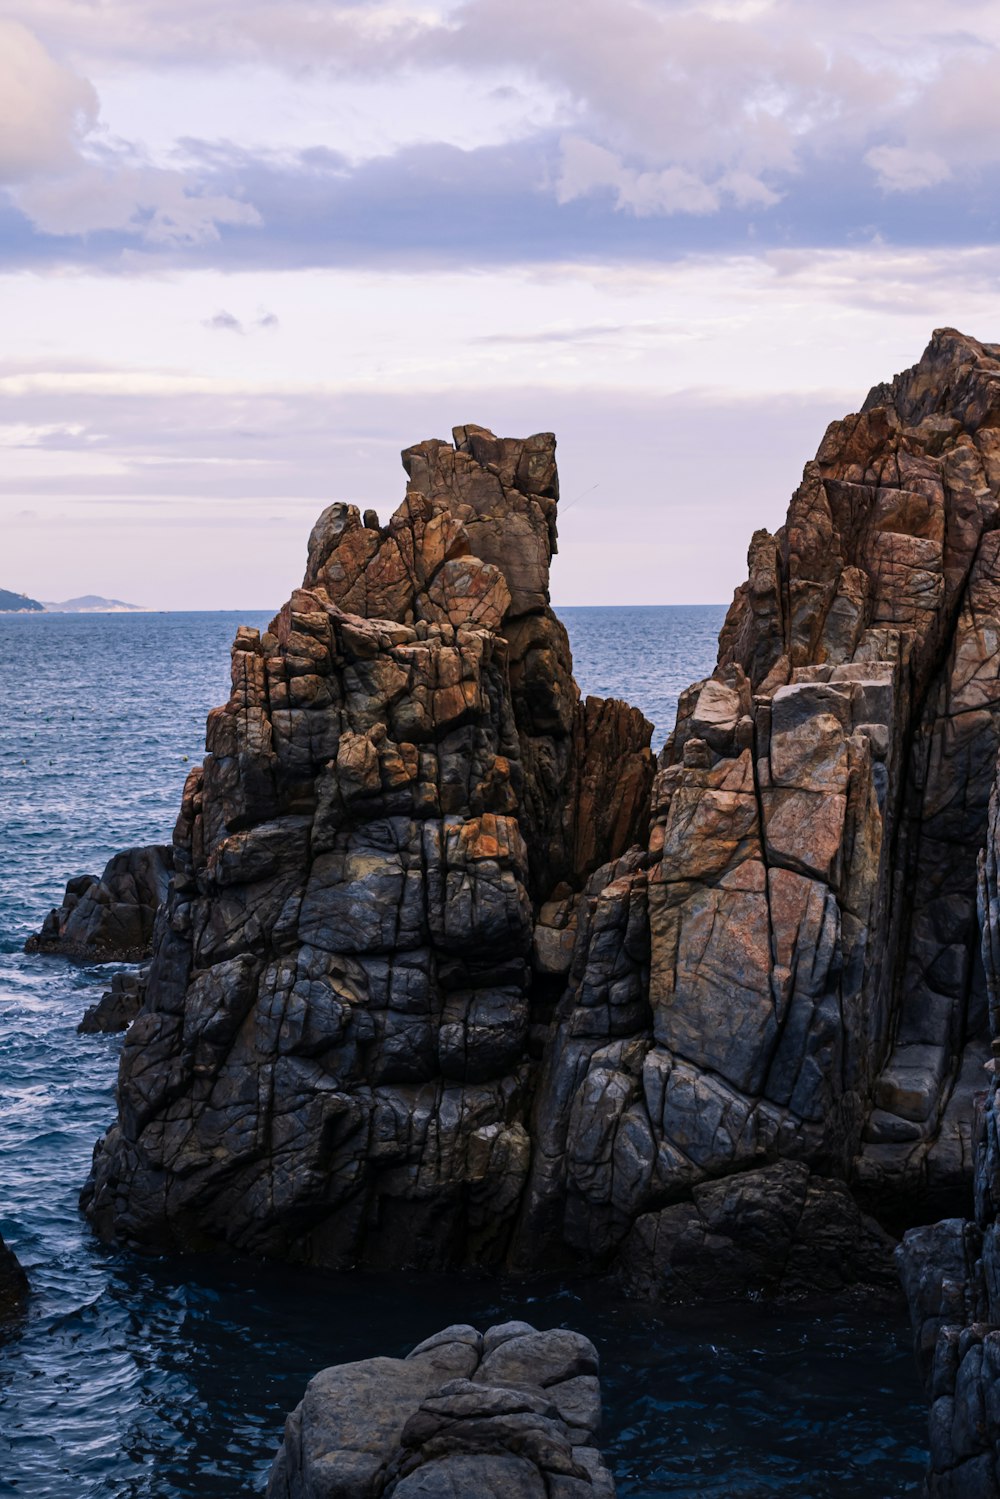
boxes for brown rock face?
[25,845,172,962]
[85,333,1000,1298]
[513,329,1000,1282]
[84,427,653,1266]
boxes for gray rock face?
[511,329,1000,1287]
[78,968,148,1034]
[82,333,1000,1300]
[84,428,653,1268]
[897,758,1000,1496]
[266,1321,615,1498]
[26,846,172,962]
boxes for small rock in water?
[266,1320,616,1497]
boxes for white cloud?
[0,20,97,183]
[865,145,951,192]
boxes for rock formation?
[84,427,654,1266]
[897,759,1000,1497]
[84,332,1000,1301]
[26,846,172,962]
[78,968,148,1034]
[0,1232,28,1329]
[509,327,1000,1285]
[267,1320,616,1499]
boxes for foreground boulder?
[26,846,171,962]
[84,332,1000,1297]
[85,427,653,1266]
[267,1321,616,1498]
[0,1233,28,1328]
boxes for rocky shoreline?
[21,327,1000,1490]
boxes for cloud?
[865,145,952,193]
[204,309,244,332]
[0,20,97,183]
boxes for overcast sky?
[3,0,999,609]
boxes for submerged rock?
[82,332,1000,1301]
[78,968,148,1034]
[266,1320,616,1498]
[26,846,171,962]
[0,1232,28,1328]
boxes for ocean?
[0,608,927,1497]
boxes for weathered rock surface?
[511,328,1000,1288]
[84,427,653,1266]
[0,1232,28,1328]
[266,1320,615,1498]
[83,333,1000,1298]
[898,756,1000,1496]
[26,846,172,962]
[78,968,149,1034]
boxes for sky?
[2,0,1000,609]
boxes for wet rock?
[84,429,653,1267]
[0,1232,28,1328]
[266,1320,616,1498]
[26,846,172,962]
[78,967,148,1034]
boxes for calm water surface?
[0,609,926,1497]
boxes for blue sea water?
[0,608,927,1498]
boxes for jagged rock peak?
[82,426,653,1270]
[303,426,559,630]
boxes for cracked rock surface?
[82,332,1000,1300]
[512,329,1000,1288]
[266,1320,616,1499]
[26,845,172,962]
[83,426,653,1267]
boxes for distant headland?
[0,590,146,613]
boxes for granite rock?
[513,329,1000,1281]
[26,846,172,962]
[266,1320,615,1498]
[78,968,149,1034]
[84,428,653,1267]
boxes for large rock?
[26,845,172,962]
[84,333,1000,1297]
[897,758,1000,1496]
[266,1320,616,1498]
[84,428,653,1266]
[511,328,1000,1283]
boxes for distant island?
[41,595,147,613]
[0,588,44,612]
[0,589,147,614]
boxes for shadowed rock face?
[512,328,1000,1279]
[266,1321,616,1498]
[897,766,1000,1497]
[25,846,172,963]
[83,426,654,1267]
[0,1233,28,1331]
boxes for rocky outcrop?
[26,846,172,962]
[78,968,148,1034]
[511,328,1000,1290]
[897,757,1000,1497]
[266,1320,616,1499]
[83,333,1000,1298]
[84,427,653,1266]
[0,1233,28,1328]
